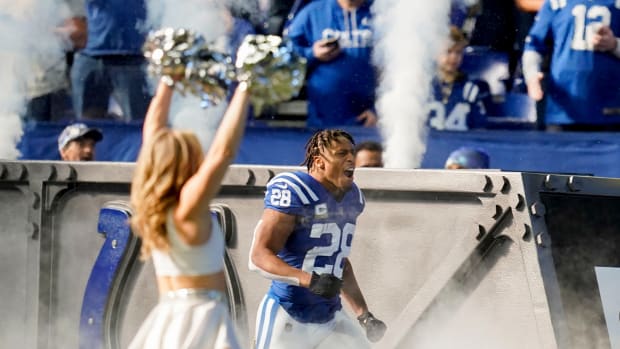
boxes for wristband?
[614,38,620,59]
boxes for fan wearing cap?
[444,146,490,169]
[57,123,103,161]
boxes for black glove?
[308,272,342,299]
[358,311,387,342]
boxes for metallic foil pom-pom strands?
[143,28,198,83]
[184,50,236,108]
[235,34,307,115]
[143,28,235,107]
[145,29,307,111]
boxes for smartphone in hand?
[324,37,339,48]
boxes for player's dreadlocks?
[302,129,355,171]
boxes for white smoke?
[146,0,229,42]
[145,0,253,151]
[372,1,450,168]
[0,0,69,159]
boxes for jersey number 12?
[571,5,611,51]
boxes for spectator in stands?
[513,1,543,51]
[255,0,315,36]
[257,0,294,35]
[287,0,377,128]
[227,0,260,29]
[70,0,152,121]
[469,1,518,56]
[454,0,540,91]
[57,122,103,161]
[224,7,257,63]
[220,7,257,121]
[24,2,86,122]
[354,140,383,168]
[514,0,543,12]
[510,0,544,95]
[450,0,481,38]
[428,26,492,131]
[444,146,490,169]
[523,0,620,131]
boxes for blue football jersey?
[428,74,491,130]
[264,171,365,323]
[524,0,620,125]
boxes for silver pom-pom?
[144,29,307,112]
[143,28,235,107]
[235,35,307,115]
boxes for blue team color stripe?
[283,173,319,201]
[256,294,279,349]
[263,297,279,349]
[255,296,268,349]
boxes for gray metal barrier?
[1,161,619,349]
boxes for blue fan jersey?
[524,0,620,125]
[264,171,365,323]
[428,75,491,130]
[83,0,148,56]
[287,0,376,127]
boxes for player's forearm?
[341,259,368,316]
[249,250,311,287]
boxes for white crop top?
[151,211,225,276]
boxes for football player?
[249,129,386,349]
[522,0,620,130]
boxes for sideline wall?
[1,161,619,349]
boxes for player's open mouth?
[344,168,354,178]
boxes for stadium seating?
[485,92,538,129]
[461,45,511,96]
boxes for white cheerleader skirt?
[128,288,242,349]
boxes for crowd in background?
[26,0,620,136]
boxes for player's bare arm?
[342,257,388,342]
[340,258,369,316]
[249,208,313,287]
